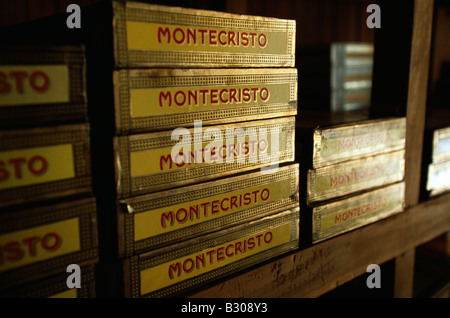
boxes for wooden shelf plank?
[188,192,450,298]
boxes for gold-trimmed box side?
[0,124,92,207]
[116,117,296,197]
[312,117,406,168]
[125,208,299,297]
[0,197,98,289]
[119,163,299,255]
[312,182,405,243]
[113,1,296,68]
[308,149,405,204]
[427,160,450,196]
[0,45,87,126]
[114,68,298,133]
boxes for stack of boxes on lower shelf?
[297,113,407,245]
[106,2,300,298]
[0,46,98,297]
[0,0,301,299]
[298,43,374,112]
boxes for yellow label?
[130,83,289,118]
[311,151,404,198]
[134,178,291,241]
[49,288,78,298]
[320,196,393,231]
[139,222,291,295]
[0,218,80,272]
[126,22,287,55]
[0,144,75,190]
[320,129,404,159]
[0,65,70,106]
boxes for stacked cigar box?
[296,111,406,245]
[1,0,301,297]
[107,2,300,298]
[0,46,98,298]
[298,42,374,112]
[423,121,450,198]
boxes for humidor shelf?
[0,0,448,299]
[187,191,450,298]
[185,0,450,298]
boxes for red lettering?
[8,157,26,179]
[160,154,173,171]
[198,29,207,44]
[22,236,39,256]
[182,258,194,273]
[158,27,171,43]
[209,29,217,45]
[173,28,185,44]
[4,241,23,261]
[218,31,227,45]
[228,31,237,46]
[27,155,47,175]
[211,200,219,214]
[176,208,188,223]
[9,71,27,93]
[264,231,273,243]
[161,211,174,228]
[241,32,249,46]
[258,33,268,48]
[41,232,60,251]
[220,197,229,211]
[0,160,9,181]
[29,71,50,92]
[225,244,234,257]
[168,263,181,279]
[187,28,196,45]
[0,71,11,93]
[216,246,224,261]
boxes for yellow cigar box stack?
[0,46,98,297]
[296,113,407,245]
[0,0,300,298]
[106,1,300,298]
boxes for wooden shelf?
[188,192,450,298]
[185,0,450,298]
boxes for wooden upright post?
[394,0,434,298]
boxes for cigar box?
[118,163,299,256]
[311,182,405,243]
[114,68,297,134]
[0,197,98,290]
[307,150,405,204]
[114,117,295,198]
[0,124,92,208]
[122,207,299,298]
[308,117,406,169]
[426,160,450,197]
[0,45,87,128]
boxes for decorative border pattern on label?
[112,1,296,68]
[115,117,295,197]
[114,68,297,134]
[119,164,299,256]
[123,208,299,298]
[312,182,405,243]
